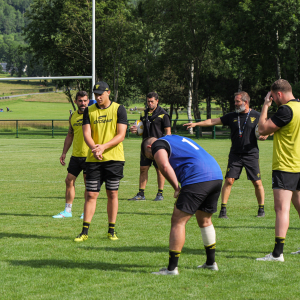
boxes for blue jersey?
[158,135,223,187]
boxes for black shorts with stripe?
[85,161,124,192]
[175,180,223,215]
[67,156,86,177]
[225,152,261,181]
[272,170,300,191]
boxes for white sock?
[200,224,216,246]
[65,203,72,213]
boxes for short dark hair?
[234,91,250,105]
[271,79,292,93]
[147,92,159,100]
[141,137,153,158]
[75,91,89,101]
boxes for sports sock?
[200,224,216,265]
[205,244,216,265]
[157,189,163,195]
[259,204,264,210]
[82,222,90,235]
[272,236,285,257]
[168,250,181,271]
[138,189,145,196]
[221,203,226,210]
[108,222,115,235]
[65,203,72,213]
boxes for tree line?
[4,0,300,121]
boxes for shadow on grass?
[7,259,151,273]
[0,232,70,240]
[0,213,51,217]
[215,225,300,230]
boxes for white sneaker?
[256,253,284,262]
[152,267,179,275]
[197,262,219,271]
[291,249,300,254]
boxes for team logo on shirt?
[94,115,112,124]
[257,173,261,178]
[250,117,256,123]
[73,119,83,126]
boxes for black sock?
[168,250,181,271]
[259,204,264,210]
[205,243,216,265]
[82,222,90,235]
[108,222,115,235]
[272,236,285,257]
[221,203,227,210]
[138,189,145,196]
[158,189,163,195]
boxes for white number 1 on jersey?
[182,138,199,150]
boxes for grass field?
[1,137,300,299]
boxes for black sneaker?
[128,193,146,201]
[257,208,265,217]
[218,208,228,219]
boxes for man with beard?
[184,91,267,218]
[53,91,89,219]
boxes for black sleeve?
[270,105,293,128]
[151,140,170,157]
[82,107,90,125]
[220,113,232,126]
[163,114,171,128]
[117,105,128,124]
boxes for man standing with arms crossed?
[53,91,89,219]
[184,91,266,218]
[257,79,300,262]
[74,81,127,242]
[142,135,223,275]
[129,92,171,201]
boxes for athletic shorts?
[140,152,158,168]
[225,152,261,181]
[272,170,300,191]
[67,156,86,177]
[175,180,223,215]
[85,161,124,192]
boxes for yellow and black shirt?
[271,99,300,172]
[140,105,171,139]
[70,110,89,157]
[83,102,127,163]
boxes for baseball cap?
[93,81,109,94]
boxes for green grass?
[0,137,299,299]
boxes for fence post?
[212,125,216,139]
[16,120,19,138]
[52,120,54,138]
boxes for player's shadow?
[0,212,50,217]
[8,259,150,273]
[0,232,70,240]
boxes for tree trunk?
[295,32,299,84]
[275,30,281,79]
[238,73,243,91]
[173,107,179,133]
[64,87,76,111]
[187,62,194,134]
[206,90,211,120]
[169,102,173,120]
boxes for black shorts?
[272,170,300,191]
[175,180,222,215]
[140,153,158,168]
[85,161,124,192]
[67,156,86,177]
[225,152,261,181]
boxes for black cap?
[93,81,109,94]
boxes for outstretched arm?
[183,118,223,129]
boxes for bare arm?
[258,92,280,135]
[164,127,171,135]
[154,149,180,198]
[92,123,127,160]
[60,122,74,166]
[183,118,223,129]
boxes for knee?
[65,177,74,187]
[252,180,262,188]
[140,167,149,175]
[225,178,235,186]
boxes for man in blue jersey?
[142,135,223,275]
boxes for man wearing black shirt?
[184,91,267,218]
[129,92,171,201]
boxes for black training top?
[140,105,171,139]
[220,110,261,154]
